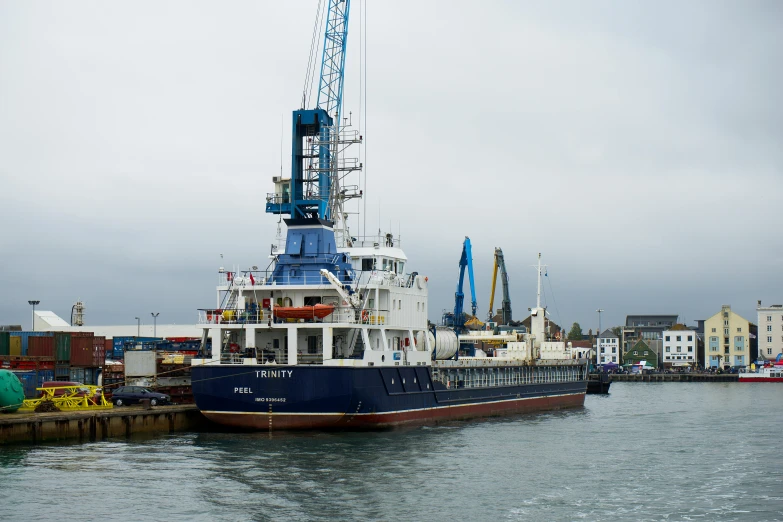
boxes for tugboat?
[189,1,588,430]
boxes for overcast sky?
[1,1,781,333]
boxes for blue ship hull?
[192,364,587,430]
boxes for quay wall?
[590,373,738,383]
[0,405,213,445]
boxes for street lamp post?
[28,300,40,331]
[596,308,604,365]
[135,317,140,338]
[151,312,160,338]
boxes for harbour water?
[1,383,781,521]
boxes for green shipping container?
[55,333,71,362]
[0,332,9,356]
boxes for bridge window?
[362,258,374,271]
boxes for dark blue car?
[111,386,170,406]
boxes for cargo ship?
[189,2,587,430]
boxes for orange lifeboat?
[273,304,335,320]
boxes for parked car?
[111,386,170,406]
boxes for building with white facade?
[662,326,697,368]
[596,329,620,365]
[757,301,783,362]
[704,305,750,368]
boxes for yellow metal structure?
[487,253,499,321]
[18,385,113,412]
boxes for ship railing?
[217,267,355,287]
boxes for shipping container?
[54,332,71,362]
[55,363,70,379]
[9,336,22,356]
[37,369,54,389]
[0,332,9,356]
[28,336,55,358]
[69,367,85,383]
[70,331,94,338]
[70,335,95,367]
[9,331,53,355]
[92,337,106,367]
[125,351,156,377]
[83,367,101,386]
[10,371,37,399]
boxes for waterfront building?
[756,301,783,362]
[621,314,678,354]
[703,305,750,368]
[662,324,697,368]
[622,339,659,368]
[597,329,620,365]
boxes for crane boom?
[452,237,477,334]
[266,0,352,221]
[487,248,512,325]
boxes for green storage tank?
[0,369,26,413]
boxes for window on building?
[769,348,773,355]
[665,336,670,341]
[666,347,670,352]
[712,327,716,333]
[724,328,729,335]
[601,347,605,353]
[612,347,616,353]
[768,336,773,343]
[633,351,638,355]
[724,320,729,326]
[644,351,649,355]
[677,346,682,352]
[676,335,682,341]
[737,327,742,333]
[688,335,693,341]
[688,346,693,352]
[767,315,772,322]
[768,325,773,332]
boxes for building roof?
[598,329,618,339]
[625,314,679,327]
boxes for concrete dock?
[0,405,214,445]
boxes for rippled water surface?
[1,383,781,521]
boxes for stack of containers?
[54,332,72,380]
[69,332,101,384]
[111,336,161,359]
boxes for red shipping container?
[70,336,95,366]
[92,336,106,367]
[70,331,94,338]
[28,336,55,358]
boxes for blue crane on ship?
[266,0,351,221]
[443,237,478,335]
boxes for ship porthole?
[414,378,417,383]
[391,378,394,384]
[402,378,406,384]
[382,355,385,362]
[427,383,430,389]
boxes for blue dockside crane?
[266,0,351,220]
[444,237,478,335]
